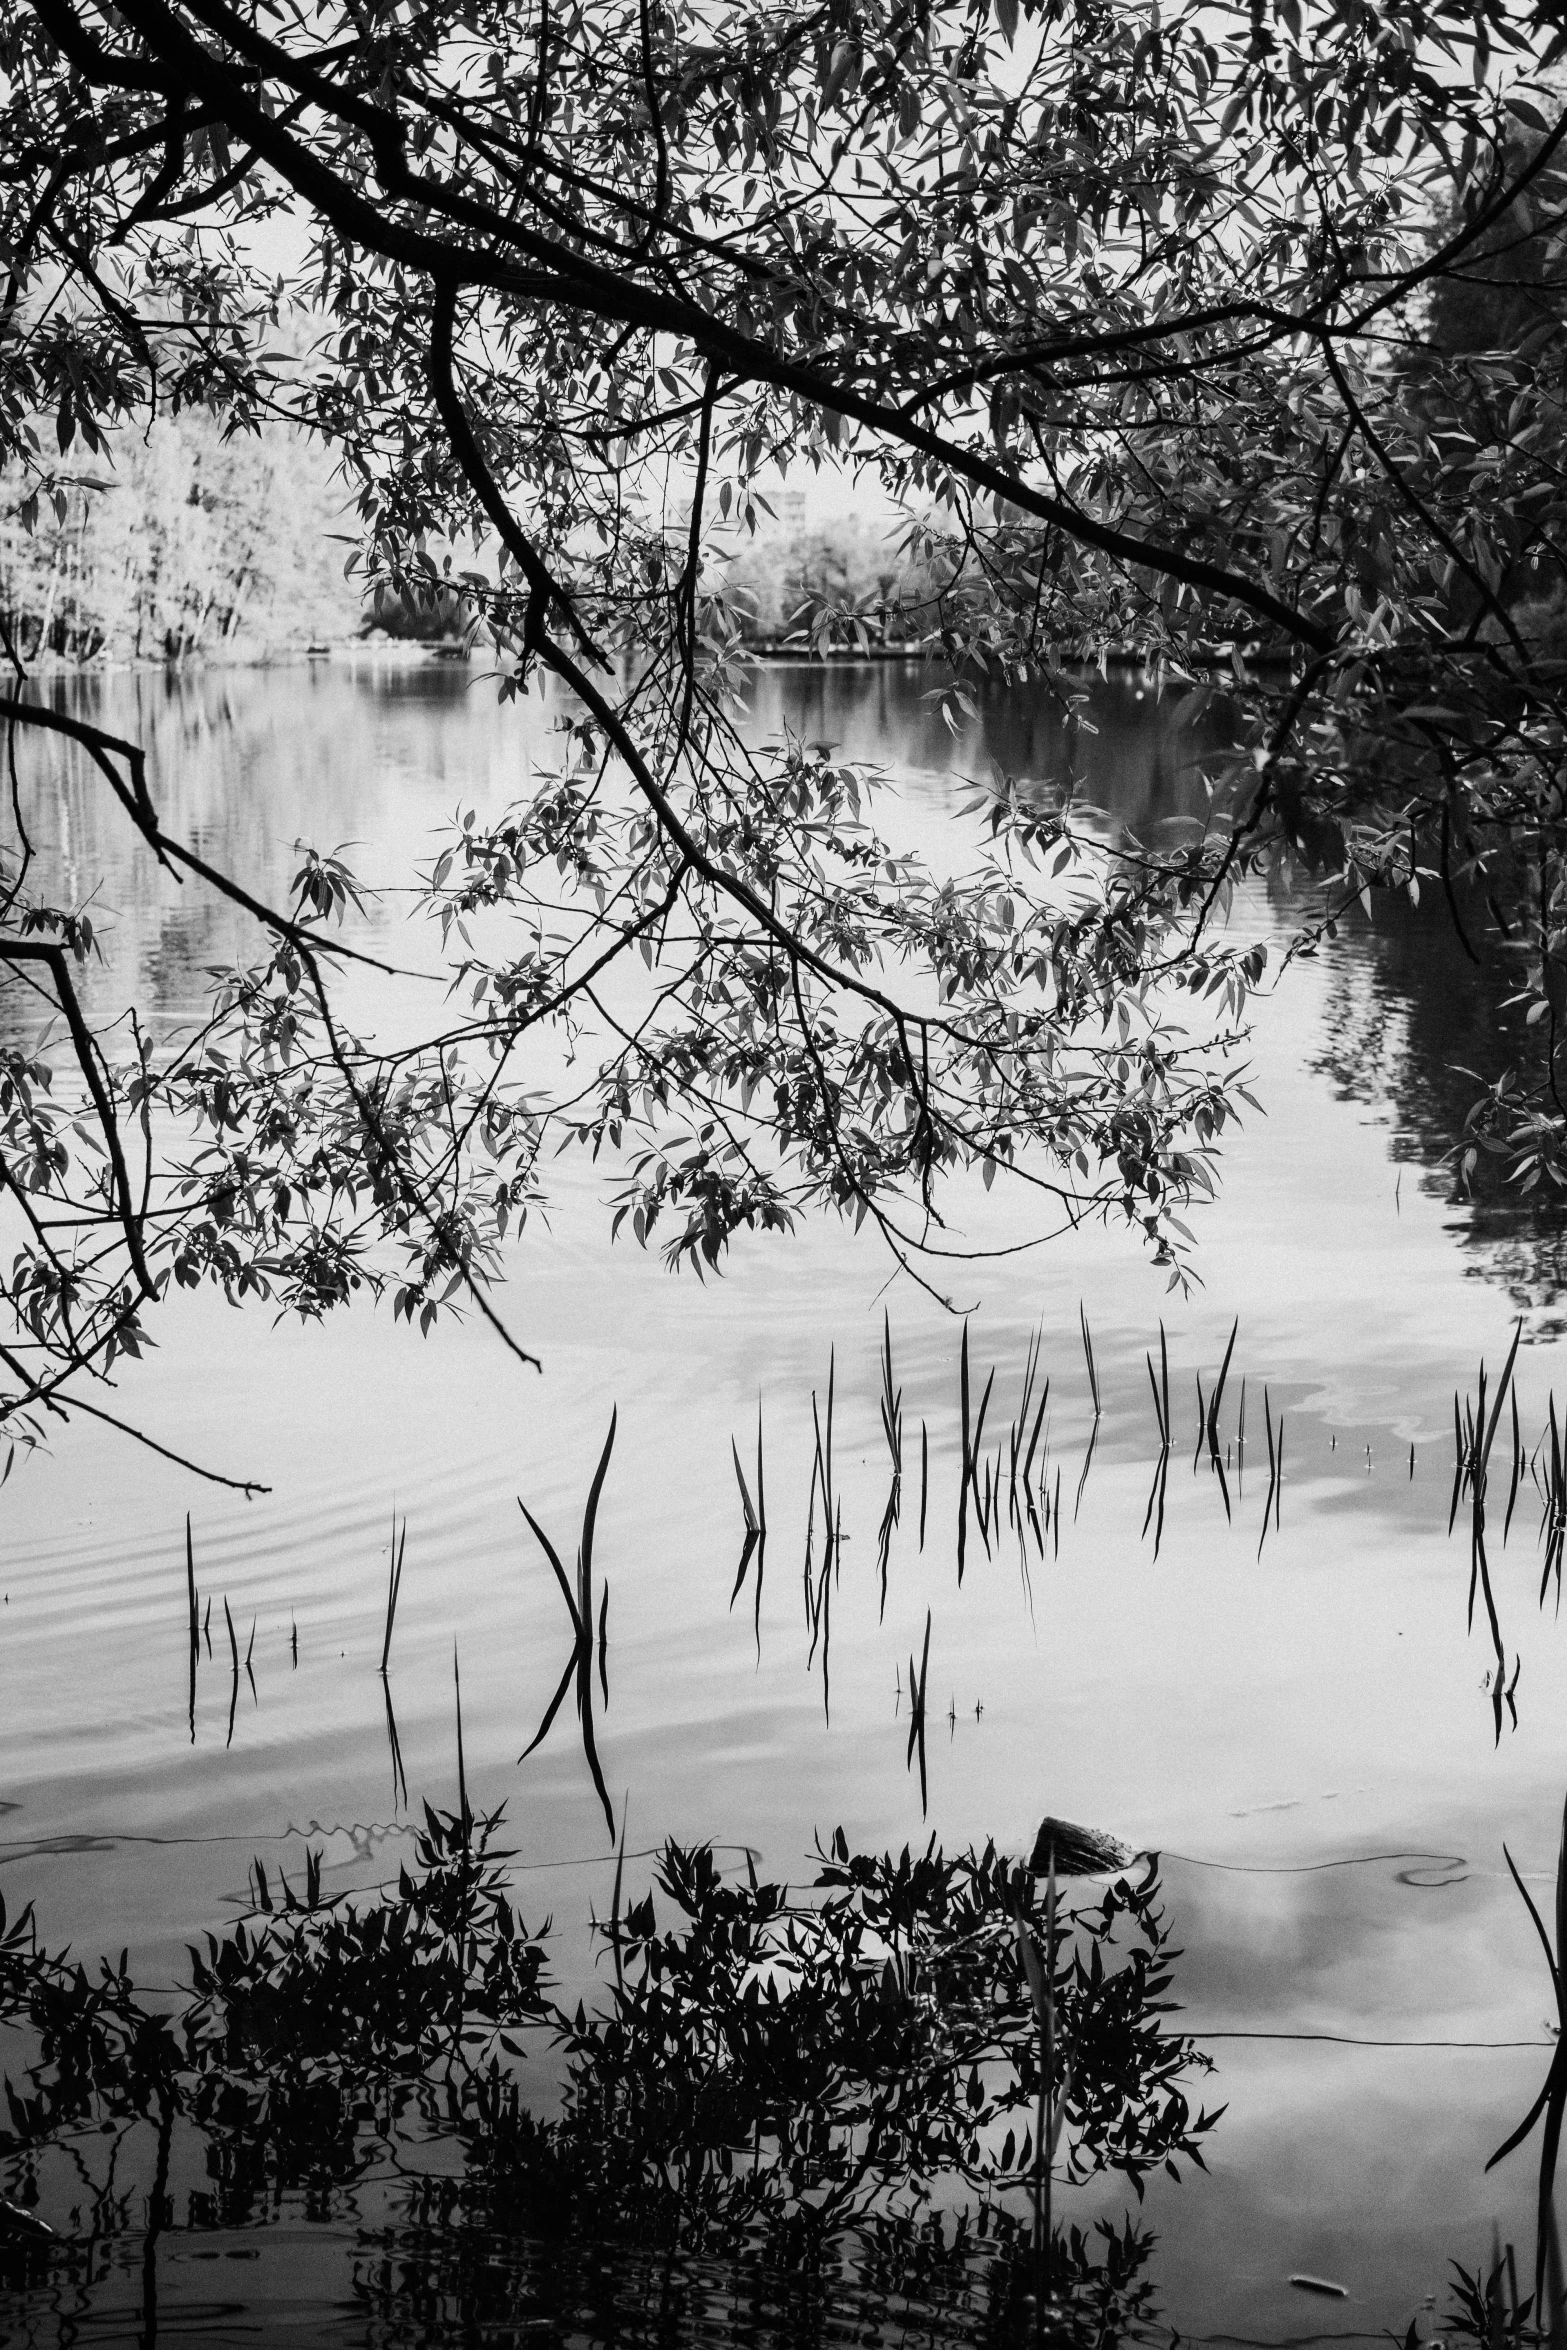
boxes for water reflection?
[0,1805,1207,2347]
[9,654,1552,1305]
[1311,880,1567,1309]
[4,655,1567,2345]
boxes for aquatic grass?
[876,1316,903,1618]
[1079,1305,1101,1421]
[598,1584,610,1708]
[1141,1327,1172,1556]
[806,1351,839,1592]
[1010,1327,1045,1537]
[1205,1319,1238,1524]
[223,1596,239,1750]
[1205,1320,1237,1466]
[906,1607,931,1817]
[1145,1338,1168,1453]
[751,1400,770,1663]
[375,1514,409,1803]
[1543,1396,1566,1609]
[517,1410,618,1842]
[1452,1392,1466,1538]
[380,1515,407,1676]
[1192,1373,1206,1476]
[919,1419,928,1551]
[822,1349,838,1578]
[1072,1422,1097,1522]
[879,1312,903,1482]
[731,1437,758,1535]
[805,1502,837,1722]
[606,1804,629,1997]
[249,1847,324,1917]
[1258,1389,1281,1561]
[1020,1353,1051,1558]
[957,1322,995,1581]
[1073,1306,1100,1522]
[1141,1449,1170,1553]
[876,1481,898,1622]
[1488,1784,1567,2318]
[383,1669,409,1811]
[184,1514,197,1746]
[455,1641,470,1842]
[958,1319,971,1583]
[1453,1326,1521,1739]
[1438,2224,1567,2349]
[729,1403,766,1647]
[972,1362,996,1555]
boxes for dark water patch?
[0,1806,1213,2347]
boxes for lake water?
[0,655,1561,2345]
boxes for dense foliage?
[0,0,1561,1444]
[0,407,358,659]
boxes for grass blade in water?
[730,1527,758,1610]
[958,1319,971,1585]
[1207,1318,1238,1466]
[755,1398,766,1539]
[454,1641,469,1834]
[1490,1787,1567,2315]
[598,1582,609,1709]
[972,1365,996,1558]
[223,1596,239,1750]
[731,1438,758,1534]
[905,1607,931,1817]
[383,1671,408,1810]
[381,1514,406,1676]
[1073,1413,1098,1522]
[185,1514,197,1746]
[1079,1304,1100,1419]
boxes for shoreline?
[10,636,1294,682]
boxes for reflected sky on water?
[0,654,1560,2344]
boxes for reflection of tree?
[0,1815,1210,2346]
[0,665,1229,1070]
[758,666,1225,848]
[351,2202,1162,2349]
[1309,886,1567,1310]
[0,662,538,1040]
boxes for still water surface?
[0,657,1559,2343]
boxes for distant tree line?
[16,153,1554,676]
[0,407,360,663]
